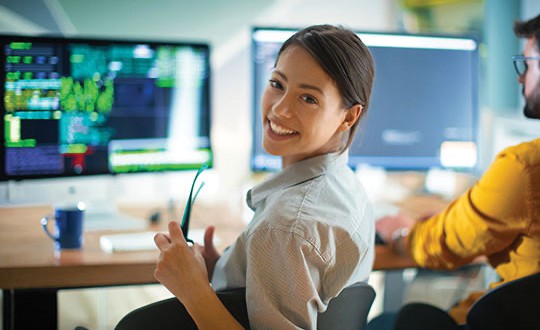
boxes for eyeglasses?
[512,55,540,76]
[180,163,208,244]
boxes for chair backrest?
[318,282,376,330]
[115,282,375,330]
[466,271,540,330]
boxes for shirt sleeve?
[244,225,361,329]
[407,152,531,270]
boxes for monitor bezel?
[0,33,213,181]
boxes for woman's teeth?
[270,121,297,135]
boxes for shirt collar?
[246,152,349,210]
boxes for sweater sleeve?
[407,152,531,270]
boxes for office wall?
[0,0,399,208]
[523,0,540,19]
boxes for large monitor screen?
[251,28,479,171]
[1,34,212,181]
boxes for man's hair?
[275,25,375,152]
[514,14,540,50]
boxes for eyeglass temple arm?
[182,181,205,235]
[181,164,208,240]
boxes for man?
[373,13,540,327]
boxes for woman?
[154,24,376,329]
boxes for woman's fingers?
[192,243,204,258]
[154,233,171,251]
[155,221,189,251]
[204,226,215,248]
[168,221,189,245]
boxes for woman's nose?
[272,94,294,118]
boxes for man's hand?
[375,213,416,245]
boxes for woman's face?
[261,45,358,168]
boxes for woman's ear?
[339,104,363,132]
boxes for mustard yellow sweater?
[406,138,540,324]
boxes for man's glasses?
[512,55,540,76]
[180,163,208,244]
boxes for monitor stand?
[3,176,148,231]
[83,202,147,231]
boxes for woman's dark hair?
[514,13,540,51]
[275,24,375,151]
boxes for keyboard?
[375,232,387,245]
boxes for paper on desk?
[100,231,159,253]
[99,229,220,253]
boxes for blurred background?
[2,0,539,209]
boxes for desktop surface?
[0,202,244,289]
[0,194,449,330]
[0,198,428,290]
[0,205,158,288]
[0,202,415,330]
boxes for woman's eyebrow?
[273,69,288,82]
[298,83,324,95]
[273,69,324,95]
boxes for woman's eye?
[302,95,318,105]
[269,79,283,90]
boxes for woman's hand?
[202,226,221,282]
[154,222,244,330]
[154,221,210,303]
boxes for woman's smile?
[266,118,299,141]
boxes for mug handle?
[41,216,58,241]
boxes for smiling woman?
[262,45,356,167]
[260,28,373,168]
[150,24,376,330]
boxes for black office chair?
[115,282,376,330]
[465,271,540,330]
[392,271,540,330]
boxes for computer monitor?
[251,28,479,172]
[1,34,211,181]
[0,35,213,225]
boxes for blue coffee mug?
[41,205,85,250]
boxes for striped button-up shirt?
[212,152,374,329]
